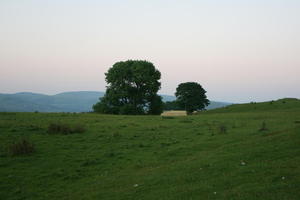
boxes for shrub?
[112,132,120,138]
[72,124,86,133]
[259,121,268,131]
[219,124,227,134]
[48,123,71,134]
[9,139,35,156]
[48,123,86,134]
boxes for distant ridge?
[0,91,231,112]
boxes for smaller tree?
[175,82,209,114]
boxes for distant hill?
[206,101,232,110]
[0,91,104,112]
[0,91,231,112]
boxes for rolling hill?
[0,91,231,112]
[205,98,300,113]
[0,92,105,112]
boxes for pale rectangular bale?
[161,110,187,116]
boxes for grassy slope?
[0,99,299,200]
[205,98,299,113]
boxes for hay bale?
[161,110,187,116]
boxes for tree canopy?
[93,60,163,115]
[175,82,209,113]
[163,101,181,111]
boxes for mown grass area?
[0,99,300,200]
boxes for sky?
[0,0,299,103]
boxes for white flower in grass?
[213,192,217,195]
[133,184,139,187]
[240,161,246,166]
[282,176,285,180]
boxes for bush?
[219,124,227,134]
[9,139,35,156]
[48,123,86,134]
[259,121,268,131]
[72,124,86,133]
[112,132,121,138]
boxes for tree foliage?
[163,101,181,111]
[93,60,163,115]
[175,82,209,113]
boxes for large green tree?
[175,82,209,113]
[93,60,163,115]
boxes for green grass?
[0,99,300,199]
[205,98,300,113]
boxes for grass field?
[0,98,300,199]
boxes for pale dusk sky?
[0,0,299,103]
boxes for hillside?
[205,98,300,113]
[0,99,299,199]
[0,91,230,112]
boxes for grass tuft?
[259,121,268,131]
[8,139,35,156]
[219,124,227,134]
[47,123,86,134]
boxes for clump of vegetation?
[112,132,121,138]
[72,124,86,133]
[47,123,86,134]
[219,124,227,134]
[8,139,35,156]
[259,121,268,131]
